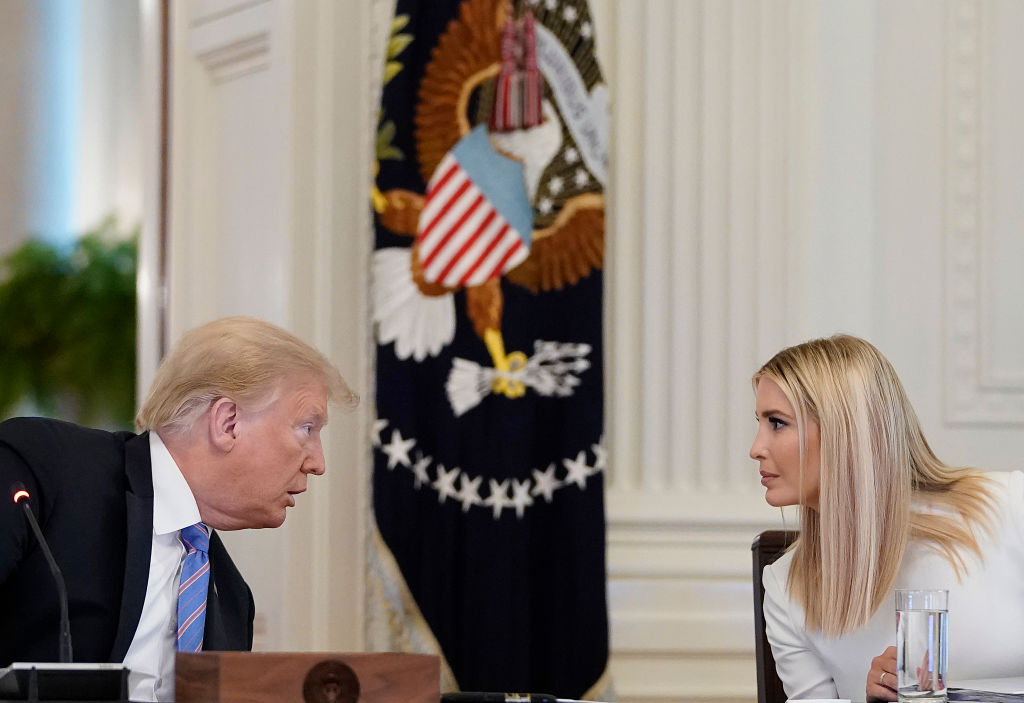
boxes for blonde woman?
[750,335,1024,702]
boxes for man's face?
[217,377,329,528]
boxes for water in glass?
[896,608,948,703]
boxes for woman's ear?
[208,397,239,452]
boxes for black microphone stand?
[17,500,73,664]
[1,486,128,702]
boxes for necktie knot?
[180,523,209,554]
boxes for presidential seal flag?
[368,0,610,698]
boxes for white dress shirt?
[763,470,1024,702]
[121,432,202,703]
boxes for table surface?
[956,678,1024,694]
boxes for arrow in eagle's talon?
[447,337,594,414]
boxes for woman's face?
[750,377,821,510]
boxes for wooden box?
[176,652,440,703]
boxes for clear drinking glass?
[895,589,948,703]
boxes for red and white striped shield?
[417,125,532,288]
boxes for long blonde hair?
[136,316,357,434]
[754,335,995,637]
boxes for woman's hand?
[866,646,898,702]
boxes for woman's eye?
[768,416,787,431]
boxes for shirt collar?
[149,432,202,536]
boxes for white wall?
[153,1,1024,702]
[0,0,141,253]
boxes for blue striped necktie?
[177,523,210,652]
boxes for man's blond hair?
[136,316,356,434]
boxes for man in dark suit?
[0,316,356,702]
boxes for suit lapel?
[203,530,254,651]
[202,540,224,650]
[109,432,155,662]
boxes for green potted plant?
[0,217,137,429]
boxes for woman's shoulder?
[986,469,1024,528]
[990,468,1024,491]
[763,545,796,590]
[982,469,1018,486]
[916,469,1020,513]
[972,469,1024,513]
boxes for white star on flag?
[547,176,564,195]
[433,464,461,504]
[483,479,513,520]
[538,197,554,214]
[511,479,534,518]
[563,451,593,489]
[382,429,416,469]
[531,463,562,502]
[581,22,592,39]
[563,5,577,22]
[457,474,484,512]
[411,451,432,489]
[564,147,579,164]
[591,441,607,471]
[370,418,389,447]
[574,168,589,188]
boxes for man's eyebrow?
[298,405,328,424]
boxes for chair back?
[752,529,799,703]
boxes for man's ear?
[209,397,239,452]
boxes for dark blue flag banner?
[367,0,610,698]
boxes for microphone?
[11,482,73,663]
[1,483,127,702]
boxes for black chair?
[752,530,799,703]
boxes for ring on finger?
[879,671,887,685]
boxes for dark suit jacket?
[0,417,254,666]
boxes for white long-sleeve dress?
[763,470,1024,702]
